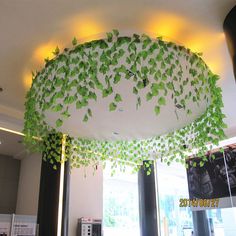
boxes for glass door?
[103,163,140,236]
[156,160,194,236]
[156,160,236,236]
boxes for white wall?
[0,154,20,214]
[69,165,103,236]
[16,153,41,215]
[16,155,103,234]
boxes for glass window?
[103,163,140,236]
[156,159,236,236]
[156,160,194,236]
[206,208,236,236]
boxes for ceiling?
[1,0,236,139]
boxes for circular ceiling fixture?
[24,30,226,171]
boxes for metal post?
[192,210,210,236]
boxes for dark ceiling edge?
[223,5,236,81]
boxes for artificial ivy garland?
[24,30,227,172]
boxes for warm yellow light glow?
[24,16,104,91]
[184,38,205,53]
[23,41,61,89]
[146,13,186,40]
[206,59,223,76]
[145,11,226,76]
[67,15,105,42]
[33,41,59,62]
[23,70,33,89]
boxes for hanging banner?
[0,222,10,236]
[186,145,236,210]
[0,214,11,236]
[13,215,37,236]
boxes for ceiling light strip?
[0,127,24,136]
[57,134,66,236]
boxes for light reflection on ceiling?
[33,41,61,62]
[22,11,227,89]
[66,15,105,42]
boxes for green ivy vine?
[23,30,227,172]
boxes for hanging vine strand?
[23,30,227,172]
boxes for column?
[224,5,236,79]
[192,210,210,236]
[37,133,70,236]
[138,161,158,236]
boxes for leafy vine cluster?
[24,30,227,172]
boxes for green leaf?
[102,88,113,98]
[167,82,173,90]
[72,37,78,46]
[111,57,118,66]
[136,96,141,109]
[148,58,156,66]
[64,95,76,104]
[88,91,97,101]
[112,29,119,37]
[133,87,138,95]
[83,114,89,122]
[88,81,95,89]
[141,51,148,60]
[158,97,166,106]
[115,94,122,102]
[151,83,159,96]
[88,109,92,117]
[137,81,144,89]
[130,64,137,74]
[55,78,63,87]
[141,66,148,75]
[128,42,137,52]
[106,32,113,42]
[95,81,103,90]
[187,109,192,115]
[52,104,63,112]
[118,49,125,57]
[158,82,165,90]
[57,66,66,74]
[76,101,83,109]
[56,119,63,127]
[53,46,60,56]
[146,92,153,101]
[61,110,71,118]
[192,162,197,167]
[109,102,117,111]
[115,65,127,74]
[99,40,108,49]
[81,99,88,107]
[44,57,49,64]
[156,53,162,61]
[199,161,204,167]
[154,106,160,115]
[114,74,121,84]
